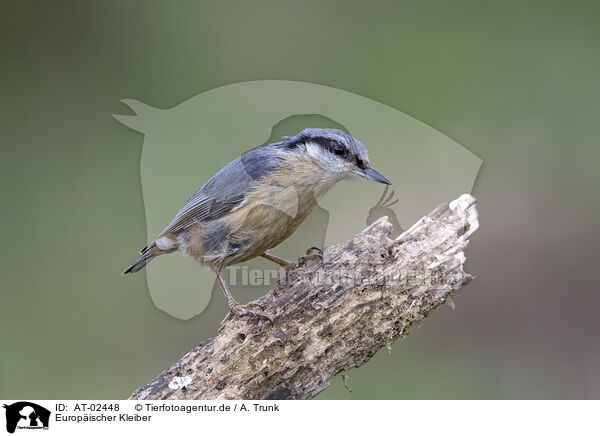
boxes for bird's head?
[282,128,391,185]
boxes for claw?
[297,256,306,267]
[257,313,274,325]
[307,246,323,256]
[306,246,324,261]
[223,301,274,326]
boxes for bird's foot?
[261,247,324,278]
[221,300,273,327]
[297,246,324,268]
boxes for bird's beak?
[359,166,392,185]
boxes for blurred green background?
[1,0,599,399]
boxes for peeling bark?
[129,194,479,400]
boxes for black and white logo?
[3,402,50,433]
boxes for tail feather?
[123,252,154,274]
[123,243,165,274]
[124,235,180,275]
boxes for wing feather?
[157,146,284,237]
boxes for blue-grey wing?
[158,145,283,236]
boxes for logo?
[3,402,50,433]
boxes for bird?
[124,128,391,323]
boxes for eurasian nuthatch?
[124,128,391,322]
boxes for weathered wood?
[129,194,479,400]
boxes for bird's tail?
[123,243,165,274]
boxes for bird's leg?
[260,252,296,270]
[261,247,324,271]
[217,269,273,325]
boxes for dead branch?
[129,194,479,400]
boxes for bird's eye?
[332,144,347,157]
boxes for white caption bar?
[1,400,597,435]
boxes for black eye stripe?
[280,132,368,167]
[310,136,339,149]
[310,136,350,157]
[286,135,358,163]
